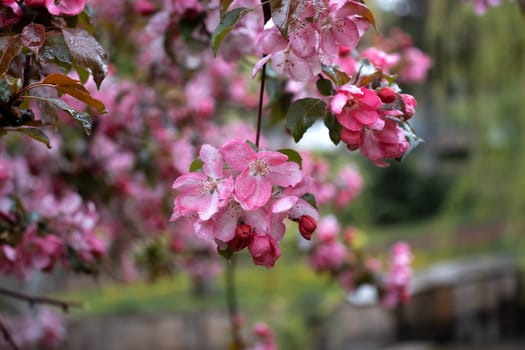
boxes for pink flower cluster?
[369,28,432,84]
[0,308,65,349]
[254,0,373,81]
[308,215,348,272]
[171,140,319,268]
[469,0,502,15]
[329,84,415,167]
[248,322,278,350]
[382,241,412,307]
[1,0,87,29]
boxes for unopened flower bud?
[377,87,397,104]
[228,223,252,252]
[134,0,156,16]
[299,215,317,240]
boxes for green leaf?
[189,158,203,172]
[0,35,23,75]
[324,113,342,145]
[218,247,234,261]
[211,7,251,55]
[62,28,108,89]
[38,97,93,135]
[286,98,327,142]
[316,76,334,96]
[400,120,423,161]
[40,33,73,73]
[246,139,258,151]
[301,193,318,210]
[74,63,90,84]
[277,148,302,167]
[10,127,51,149]
[220,0,235,16]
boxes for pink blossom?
[220,140,301,210]
[171,144,234,221]
[399,47,432,83]
[382,241,412,307]
[469,0,501,15]
[335,166,363,208]
[45,0,86,16]
[248,233,281,268]
[361,47,400,73]
[329,85,383,131]
[309,240,347,271]
[0,0,22,28]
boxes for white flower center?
[249,159,270,177]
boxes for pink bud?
[377,86,397,104]
[248,234,281,268]
[299,215,317,240]
[228,223,253,252]
[134,0,156,16]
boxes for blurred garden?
[1,0,525,349]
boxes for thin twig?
[0,287,84,312]
[0,318,20,350]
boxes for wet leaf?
[40,33,73,73]
[0,36,23,75]
[10,127,51,148]
[286,98,327,142]
[62,28,108,89]
[42,73,106,113]
[220,0,235,16]
[211,7,251,55]
[324,112,342,145]
[37,97,93,135]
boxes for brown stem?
[0,287,84,312]
[0,319,20,350]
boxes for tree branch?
[0,287,84,312]
[0,318,20,350]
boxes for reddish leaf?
[62,28,108,89]
[0,35,23,75]
[21,23,46,56]
[42,73,106,113]
[270,0,305,37]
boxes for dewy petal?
[267,162,302,187]
[272,196,299,213]
[336,109,362,131]
[258,151,287,166]
[289,21,318,58]
[172,172,207,190]
[240,177,272,210]
[214,204,241,241]
[252,55,272,78]
[329,92,349,115]
[359,88,382,109]
[217,176,234,202]
[351,108,379,126]
[221,139,256,171]
[197,191,219,220]
[200,144,224,179]
[243,208,269,235]
[235,169,256,201]
[333,18,359,49]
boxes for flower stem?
[255,64,267,149]
[225,255,243,348]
